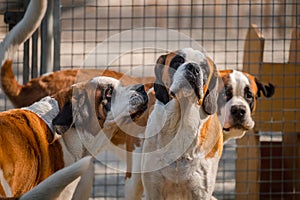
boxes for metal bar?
[40,0,54,75]
[297,1,300,26]
[53,0,61,71]
[22,0,30,84]
[23,40,30,84]
[31,29,38,78]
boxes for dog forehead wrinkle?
[230,70,250,96]
[180,48,206,63]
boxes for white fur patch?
[89,76,120,88]
[20,156,93,200]
[0,169,12,197]
[230,70,250,96]
[142,97,217,199]
[22,96,59,133]
[181,48,206,64]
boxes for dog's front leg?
[124,172,143,200]
[142,137,165,200]
[124,145,144,200]
[186,170,217,200]
[142,171,164,200]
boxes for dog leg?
[186,175,217,200]
[124,146,143,200]
[124,172,143,200]
[142,172,164,200]
[20,156,93,200]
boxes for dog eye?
[246,91,253,99]
[244,87,253,99]
[105,87,113,99]
[170,56,185,69]
[225,88,232,101]
[99,96,111,112]
[221,91,227,101]
[219,87,232,102]
[103,101,111,112]
[176,56,185,64]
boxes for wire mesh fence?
[0,0,299,199]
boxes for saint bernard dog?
[124,69,275,200]
[141,48,222,200]
[0,76,148,199]
[218,70,275,142]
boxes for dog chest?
[161,152,219,181]
[159,153,219,199]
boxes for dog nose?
[132,84,145,93]
[186,63,200,76]
[231,105,246,119]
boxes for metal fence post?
[23,0,30,84]
[40,0,54,75]
[53,0,61,71]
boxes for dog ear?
[52,89,91,135]
[154,54,170,104]
[52,100,73,135]
[203,69,219,115]
[255,78,275,98]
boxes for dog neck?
[59,126,114,166]
[156,97,209,163]
[22,96,59,133]
[57,128,86,166]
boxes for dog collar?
[198,57,215,106]
[22,96,59,132]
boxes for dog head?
[154,48,219,114]
[218,70,275,141]
[52,76,148,137]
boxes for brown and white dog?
[141,48,222,199]
[218,70,275,142]
[0,76,148,199]
[124,50,275,200]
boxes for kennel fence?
[0,0,299,199]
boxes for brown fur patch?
[217,70,232,103]
[0,110,64,197]
[162,53,176,88]
[198,114,223,159]
[219,70,233,87]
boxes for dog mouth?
[129,97,148,121]
[223,124,251,132]
[222,104,255,132]
[170,81,202,102]
[129,85,148,121]
[130,105,147,121]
